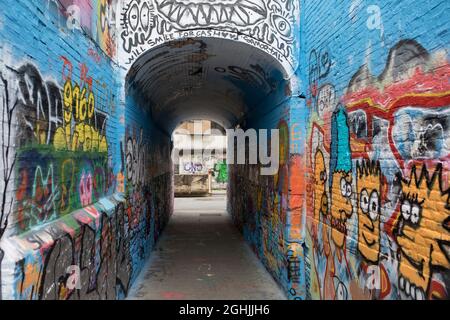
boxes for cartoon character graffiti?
[98,0,117,58]
[356,160,382,263]
[329,108,353,248]
[395,164,450,300]
[330,170,353,248]
[314,150,328,221]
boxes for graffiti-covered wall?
[1,0,449,302]
[228,69,307,299]
[302,0,450,300]
[118,0,301,75]
[0,0,172,300]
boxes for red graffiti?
[60,56,73,81]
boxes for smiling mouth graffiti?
[331,216,347,235]
[398,273,426,300]
[154,0,267,28]
[362,231,376,246]
[396,221,428,299]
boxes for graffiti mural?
[119,0,300,73]
[396,164,449,300]
[214,161,228,183]
[356,160,382,264]
[305,39,450,300]
[11,199,128,300]
[0,59,114,233]
[0,68,16,240]
[38,1,119,59]
[97,0,118,58]
[0,0,172,298]
[229,118,306,299]
[183,162,204,174]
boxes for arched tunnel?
[1,0,449,302]
[121,37,294,299]
[125,38,290,133]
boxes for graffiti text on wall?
[119,0,299,72]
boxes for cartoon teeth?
[331,216,347,234]
[398,276,426,300]
[155,0,267,28]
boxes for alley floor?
[127,193,287,300]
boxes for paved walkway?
[127,194,286,300]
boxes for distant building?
[172,120,228,196]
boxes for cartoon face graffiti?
[121,0,156,53]
[98,0,117,57]
[396,164,450,300]
[331,171,353,247]
[153,0,268,28]
[356,160,382,263]
[314,150,328,221]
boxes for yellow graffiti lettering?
[52,79,107,152]
[88,91,95,118]
[63,80,72,123]
[73,84,80,120]
[79,87,87,121]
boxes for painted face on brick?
[396,164,450,300]
[314,150,328,221]
[356,160,382,263]
[331,171,353,247]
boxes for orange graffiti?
[356,160,382,263]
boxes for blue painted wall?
[0,0,448,301]
[302,0,450,300]
[0,0,172,300]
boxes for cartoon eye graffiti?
[401,200,411,220]
[340,178,347,196]
[140,2,151,32]
[340,177,352,197]
[346,184,352,197]
[335,281,348,300]
[359,189,369,214]
[128,2,139,31]
[320,170,327,182]
[320,193,328,216]
[369,190,380,221]
[272,14,292,38]
[411,204,421,224]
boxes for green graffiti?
[214,161,228,183]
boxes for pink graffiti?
[79,172,93,207]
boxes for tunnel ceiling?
[126,37,289,133]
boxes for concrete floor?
[127,193,287,300]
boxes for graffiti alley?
[0,0,449,302]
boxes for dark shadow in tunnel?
[125,37,290,135]
[123,36,290,231]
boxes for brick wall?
[0,0,172,300]
[0,0,448,301]
[302,0,450,300]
